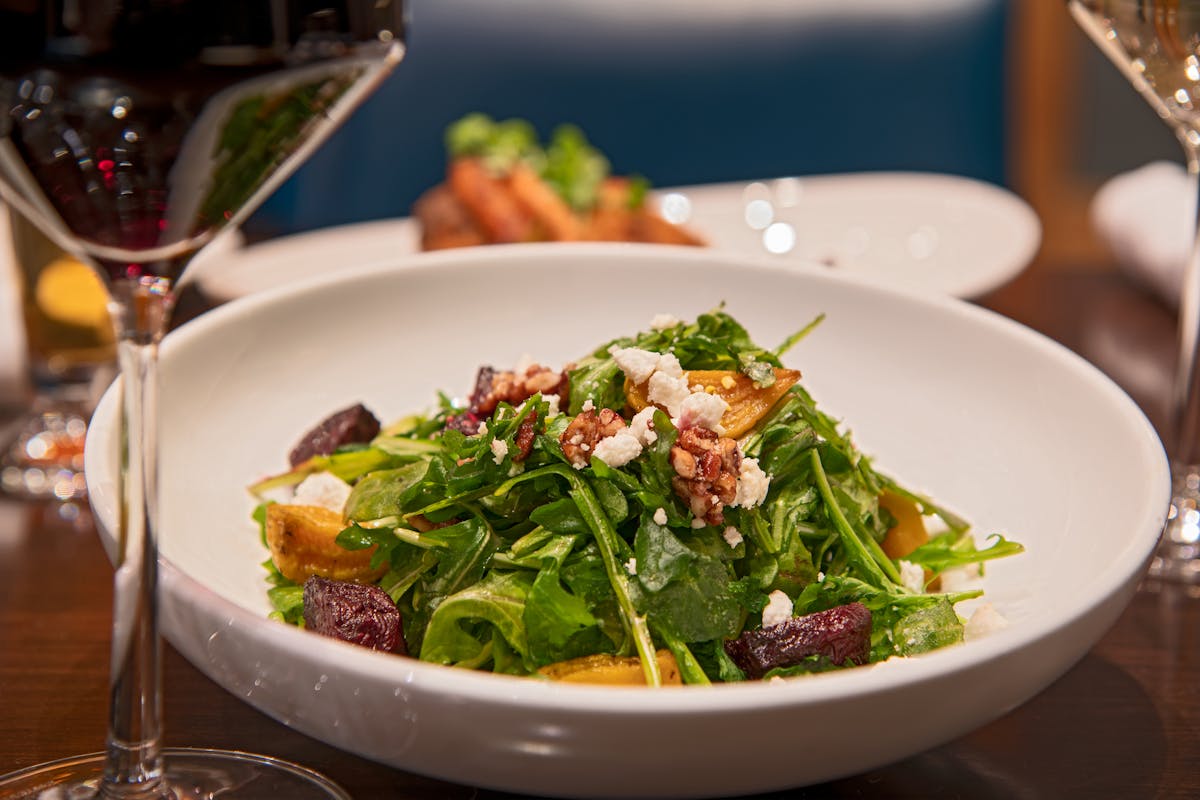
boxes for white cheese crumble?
[649,313,682,330]
[653,507,668,525]
[899,560,926,593]
[673,390,729,434]
[593,428,644,468]
[964,603,1010,641]
[476,421,488,436]
[490,438,509,465]
[939,563,983,593]
[628,406,658,445]
[624,557,638,575]
[733,458,771,508]
[293,471,353,514]
[608,346,662,385]
[543,394,561,417]
[648,371,692,417]
[722,526,744,548]
[761,590,794,628]
[690,517,707,529]
[581,398,595,413]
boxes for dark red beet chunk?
[724,601,871,679]
[303,576,405,654]
[289,403,381,466]
[445,411,483,436]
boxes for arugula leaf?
[420,571,534,670]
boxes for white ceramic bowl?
[86,245,1168,798]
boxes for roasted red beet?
[445,411,484,436]
[724,601,871,679]
[288,403,381,467]
[303,576,405,654]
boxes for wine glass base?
[0,403,89,501]
[1151,467,1200,584]
[0,748,352,800]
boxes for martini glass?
[0,2,406,797]
[1069,0,1200,583]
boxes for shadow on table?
[780,653,1164,800]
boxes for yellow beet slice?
[264,503,388,585]
[878,491,929,560]
[537,650,682,685]
[624,368,801,438]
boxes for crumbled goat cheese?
[761,590,794,628]
[691,517,707,529]
[653,507,669,525]
[476,421,488,436]
[608,346,662,385]
[650,313,682,330]
[899,560,926,593]
[722,526,744,548]
[939,563,983,593]
[293,472,353,514]
[581,398,595,413]
[964,603,1010,641]
[625,557,638,575]
[733,458,771,508]
[648,371,692,417]
[628,406,658,445]
[655,352,683,378]
[543,394,561,417]
[490,439,509,464]
[673,390,729,433]
[593,428,644,468]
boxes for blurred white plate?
[196,172,1039,302]
[89,245,1160,798]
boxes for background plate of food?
[196,116,1040,303]
[91,245,1162,798]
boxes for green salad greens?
[251,309,1021,686]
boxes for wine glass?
[1068,0,1200,584]
[1,204,114,501]
[0,2,406,798]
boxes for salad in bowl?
[249,308,1021,686]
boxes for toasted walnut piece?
[265,504,387,585]
[559,408,626,468]
[469,363,569,416]
[669,427,742,525]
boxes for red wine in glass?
[0,2,405,797]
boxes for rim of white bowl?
[87,243,1168,716]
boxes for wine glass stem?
[103,280,175,798]
[1174,142,1200,470]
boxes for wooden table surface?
[1,261,1197,799]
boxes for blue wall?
[250,1,1010,236]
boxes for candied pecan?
[469,363,568,416]
[289,404,381,467]
[559,407,626,468]
[669,426,742,525]
[513,416,537,461]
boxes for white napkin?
[1091,160,1194,308]
[0,207,30,408]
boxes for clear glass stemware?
[0,2,406,797]
[1068,0,1200,583]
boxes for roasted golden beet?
[264,503,387,585]
[879,491,929,560]
[625,368,801,438]
[537,650,682,685]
